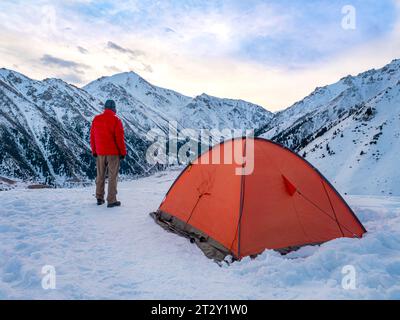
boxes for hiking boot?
[97,199,105,206]
[107,201,121,208]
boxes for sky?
[0,0,400,111]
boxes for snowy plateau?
[1,59,400,299]
[0,171,400,299]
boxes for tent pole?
[237,137,247,259]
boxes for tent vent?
[282,175,297,196]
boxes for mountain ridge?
[0,67,273,187]
[1,58,399,195]
[257,58,400,195]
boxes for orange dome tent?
[150,138,366,261]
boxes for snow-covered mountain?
[301,80,400,196]
[84,72,272,135]
[0,68,272,185]
[0,69,178,185]
[179,93,272,130]
[2,58,399,193]
[83,72,190,137]
[0,68,100,184]
[258,59,400,195]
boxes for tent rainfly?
[150,138,366,261]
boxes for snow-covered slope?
[0,68,99,184]
[85,71,191,119]
[180,93,272,130]
[259,59,400,150]
[1,170,399,299]
[2,58,399,193]
[84,72,190,137]
[0,68,161,185]
[257,59,400,196]
[84,72,273,134]
[0,68,273,185]
[301,81,400,196]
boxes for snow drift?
[0,171,399,299]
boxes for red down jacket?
[90,109,127,156]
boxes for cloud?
[142,64,153,73]
[0,0,399,110]
[164,27,176,34]
[106,41,145,58]
[105,65,123,73]
[40,54,90,73]
[77,46,88,54]
[60,73,85,84]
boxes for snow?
[302,82,400,196]
[1,170,399,299]
[84,71,192,119]
[1,67,273,184]
[261,59,400,140]
[258,58,400,196]
[84,72,272,135]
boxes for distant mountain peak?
[104,70,148,84]
[42,77,69,85]
[257,57,400,196]
[0,68,30,81]
[2,58,398,194]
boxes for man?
[90,99,127,208]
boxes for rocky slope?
[83,72,273,136]
[2,58,399,195]
[0,69,273,185]
[258,59,400,195]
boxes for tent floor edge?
[149,210,234,262]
